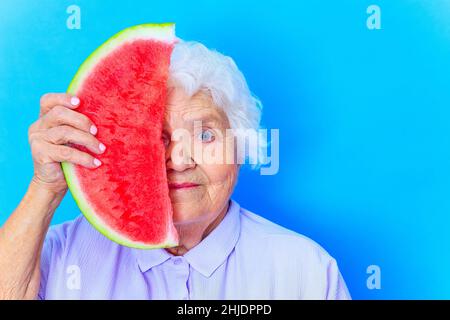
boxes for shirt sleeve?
[325,258,351,300]
[37,224,67,300]
[37,233,52,300]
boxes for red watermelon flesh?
[62,24,178,249]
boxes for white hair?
[168,39,266,167]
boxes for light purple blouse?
[38,200,351,299]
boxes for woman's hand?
[0,93,106,299]
[28,93,105,194]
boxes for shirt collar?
[134,199,241,278]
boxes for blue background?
[1,0,450,299]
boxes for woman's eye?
[198,129,215,143]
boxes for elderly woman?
[0,41,350,300]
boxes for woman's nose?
[165,135,195,172]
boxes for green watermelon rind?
[61,23,178,250]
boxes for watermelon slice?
[61,23,179,249]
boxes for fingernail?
[93,158,102,167]
[71,96,80,106]
[99,143,106,152]
[90,125,98,135]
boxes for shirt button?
[173,258,183,265]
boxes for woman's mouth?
[168,182,200,190]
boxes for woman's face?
[163,87,239,225]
